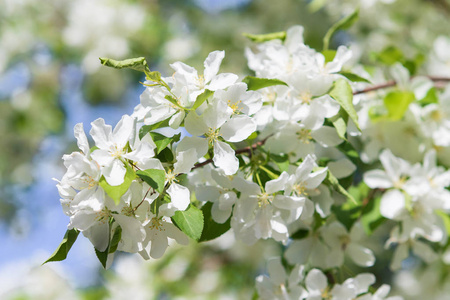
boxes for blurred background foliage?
[1,0,450,299]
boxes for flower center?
[166,169,178,184]
[228,100,242,114]
[121,206,135,217]
[257,193,272,207]
[148,217,164,231]
[206,127,221,146]
[296,129,313,144]
[111,144,125,158]
[197,75,206,89]
[95,209,111,224]
[298,91,312,104]
[294,183,308,196]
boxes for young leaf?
[199,202,231,242]
[243,31,286,43]
[361,195,386,235]
[146,71,162,82]
[108,225,122,254]
[324,169,357,204]
[164,95,183,109]
[192,89,214,110]
[43,229,79,264]
[329,78,360,131]
[323,8,359,50]
[139,119,171,139]
[99,57,149,73]
[338,72,371,83]
[383,90,415,121]
[99,164,136,205]
[242,76,288,91]
[322,50,337,63]
[149,132,172,154]
[329,109,348,141]
[136,169,166,194]
[171,205,204,241]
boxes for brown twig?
[192,135,272,170]
[353,76,450,95]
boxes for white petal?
[149,232,168,259]
[74,123,90,155]
[213,141,238,175]
[90,118,113,149]
[203,50,225,83]
[113,115,136,149]
[169,110,185,129]
[412,240,438,263]
[327,158,356,179]
[311,126,343,147]
[265,172,289,194]
[176,136,208,160]
[174,148,198,174]
[207,73,239,91]
[220,115,256,142]
[84,222,109,252]
[164,222,189,245]
[347,243,376,267]
[167,183,190,211]
[211,202,232,223]
[184,112,208,136]
[305,269,328,294]
[103,159,126,186]
[363,170,393,189]
[267,257,287,286]
[380,189,406,220]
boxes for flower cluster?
[51,19,450,300]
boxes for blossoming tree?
[45,8,450,299]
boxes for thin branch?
[353,76,450,95]
[192,135,272,170]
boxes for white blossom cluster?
[53,23,450,299]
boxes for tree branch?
[192,135,271,170]
[353,76,450,95]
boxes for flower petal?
[213,141,238,175]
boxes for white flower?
[139,212,189,259]
[255,258,306,300]
[181,99,256,175]
[321,221,376,267]
[90,115,137,186]
[170,50,238,102]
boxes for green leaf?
[199,202,231,242]
[149,132,172,154]
[139,119,171,139]
[164,95,183,109]
[329,78,360,131]
[99,164,136,205]
[372,46,404,65]
[419,87,438,106]
[329,109,348,141]
[146,71,162,82]
[99,57,149,73]
[324,170,357,204]
[437,210,450,238]
[95,222,121,268]
[338,72,371,83]
[108,225,122,254]
[243,31,286,43]
[323,9,359,50]
[136,169,166,194]
[156,147,174,163]
[322,50,337,63]
[242,76,288,91]
[269,153,290,172]
[43,229,79,264]
[172,205,204,241]
[383,90,415,121]
[361,195,386,235]
[290,228,309,240]
[192,89,214,110]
